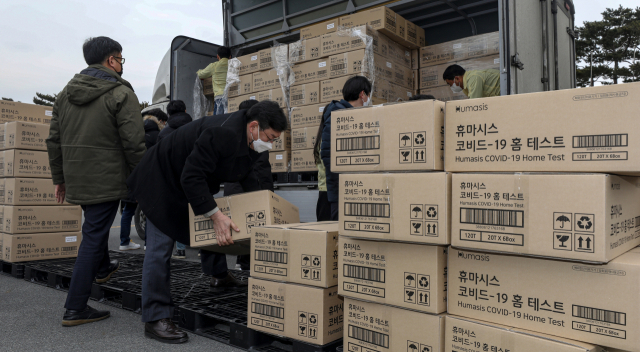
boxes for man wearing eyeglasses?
[46,37,145,327]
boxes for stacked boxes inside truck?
[444,82,640,351]
[0,118,83,262]
[331,99,450,352]
[418,32,500,101]
[247,222,344,346]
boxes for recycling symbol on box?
[419,277,429,288]
[414,134,425,145]
[426,207,437,218]
[577,216,592,230]
[313,257,321,266]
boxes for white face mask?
[252,127,273,153]
[450,82,463,93]
[363,94,372,107]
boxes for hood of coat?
[66,64,134,106]
[143,115,164,132]
[167,111,193,129]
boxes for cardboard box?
[271,130,291,152]
[319,25,380,57]
[292,58,330,85]
[256,88,287,109]
[201,77,214,96]
[248,278,343,345]
[292,126,319,150]
[412,49,419,70]
[420,86,467,102]
[420,32,499,67]
[331,100,445,172]
[2,232,82,263]
[406,21,419,49]
[320,75,355,103]
[289,37,321,64]
[339,7,398,40]
[0,101,52,125]
[289,82,320,107]
[419,54,500,89]
[258,48,274,71]
[329,50,367,78]
[0,121,50,151]
[339,172,451,244]
[291,149,317,172]
[0,178,66,206]
[3,205,82,234]
[451,173,640,263]
[253,68,285,92]
[189,190,300,250]
[251,222,339,287]
[269,151,289,173]
[339,237,447,314]
[387,39,412,68]
[445,82,640,174]
[0,149,52,178]
[388,82,414,102]
[300,19,339,40]
[290,103,325,129]
[237,52,260,75]
[446,316,604,352]
[227,94,255,113]
[344,298,445,352]
[228,74,253,98]
[449,247,640,350]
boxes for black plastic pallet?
[0,260,27,279]
[288,172,318,183]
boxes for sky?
[0,0,638,104]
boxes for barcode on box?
[294,137,306,143]
[318,70,327,76]
[331,64,346,71]
[348,325,389,348]
[371,19,381,26]
[345,203,390,218]
[460,208,524,228]
[573,134,628,148]
[62,220,78,225]
[195,219,213,231]
[255,250,288,264]
[61,246,77,251]
[251,302,284,319]
[573,305,626,325]
[336,136,380,151]
[343,264,385,282]
[292,94,304,101]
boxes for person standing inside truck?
[443,64,500,99]
[197,46,231,115]
[320,76,372,221]
[127,100,288,344]
[46,36,146,327]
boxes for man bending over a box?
[127,100,288,344]
[443,64,500,99]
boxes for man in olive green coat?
[46,36,146,327]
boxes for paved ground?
[0,212,243,352]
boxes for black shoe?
[172,250,186,259]
[210,272,248,292]
[95,260,120,284]
[145,318,189,344]
[62,306,110,327]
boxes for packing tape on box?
[272,44,293,117]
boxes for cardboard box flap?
[289,222,339,232]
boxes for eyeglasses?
[112,56,125,65]
[260,129,278,143]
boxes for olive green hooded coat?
[46,65,146,205]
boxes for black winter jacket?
[223,151,274,196]
[127,111,261,243]
[144,119,160,149]
[320,99,352,203]
[157,112,192,141]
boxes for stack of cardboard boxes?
[247,222,344,346]
[330,99,452,351]
[418,32,500,101]
[443,82,640,351]
[0,102,83,263]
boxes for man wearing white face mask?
[126,100,287,344]
[443,64,500,99]
[320,76,373,220]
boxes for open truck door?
[170,36,222,117]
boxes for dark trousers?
[200,250,228,278]
[142,219,175,322]
[330,201,339,221]
[237,255,250,271]
[119,201,136,246]
[316,191,332,221]
[65,200,120,311]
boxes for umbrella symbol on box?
[401,135,411,146]
[299,313,307,323]
[409,344,418,352]
[247,214,255,222]
[556,215,570,228]
[412,206,422,217]
[303,256,310,265]
[405,274,415,286]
